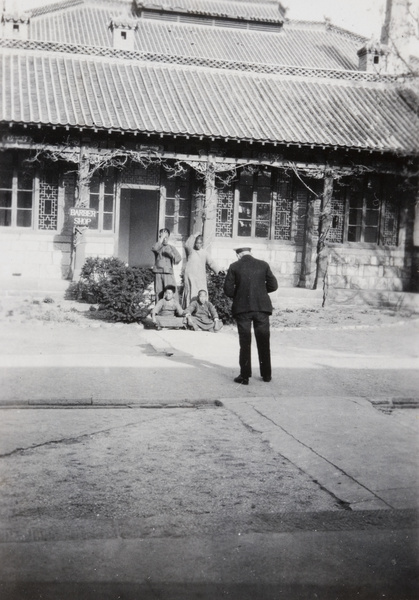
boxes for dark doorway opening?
[119,189,159,267]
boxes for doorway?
[119,188,159,267]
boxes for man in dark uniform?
[224,247,278,385]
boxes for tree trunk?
[314,172,334,301]
[202,165,217,248]
[72,146,90,280]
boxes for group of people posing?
[148,228,223,333]
[147,227,279,385]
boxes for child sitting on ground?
[185,290,223,332]
[147,285,186,330]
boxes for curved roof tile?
[27,3,362,71]
[1,51,418,154]
[136,0,284,23]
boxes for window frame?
[0,154,37,230]
[232,169,276,241]
[163,170,192,238]
[88,171,116,232]
[233,169,273,240]
[215,167,297,242]
[332,174,388,246]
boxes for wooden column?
[299,197,316,289]
[202,163,217,248]
[314,171,334,293]
[72,146,90,280]
[192,172,204,235]
[412,193,419,291]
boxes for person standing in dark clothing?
[224,247,278,385]
[151,228,181,300]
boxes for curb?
[1,317,419,332]
[271,318,419,332]
[369,397,419,413]
[0,399,222,409]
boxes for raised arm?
[151,240,163,255]
[206,253,220,275]
[184,234,197,255]
[162,244,182,265]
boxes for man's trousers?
[235,311,271,380]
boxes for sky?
[285,0,386,38]
[13,0,388,39]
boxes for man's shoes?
[262,376,271,382]
[234,375,249,385]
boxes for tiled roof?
[1,50,418,155]
[30,0,85,18]
[29,3,115,48]
[136,0,284,23]
[134,20,359,70]
[27,3,363,71]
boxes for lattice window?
[38,173,59,231]
[382,184,399,246]
[216,169,299,240]
[236,168,272,238]
[327,195,345,243]
[273,178,293,240]
[122,162,161,186]
[216,185,234,237]
[329,174,400,246]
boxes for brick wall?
[0,230,72,279]
[326,246,412,291]
[0,170,75,280]
[211,241,303,287]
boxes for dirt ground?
[0,294,417,330]
[0,293,418,600]
[0,293,417,536]
[0,406,342,540]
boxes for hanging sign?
[69,207,98,227]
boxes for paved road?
[0,320,418,599]
[0,320,418,404]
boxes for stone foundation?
[326,245,412,292]
[0,231,72,280]
[212,240,303,287]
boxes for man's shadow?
[138,341,230,373]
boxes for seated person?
[147,285,186,330]
[185,290,223,332]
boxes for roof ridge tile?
[0,39,404,84]
[30,0,85,18]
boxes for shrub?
[99,265,154,323]
[71,257,155,323]
[206,268,234,324]
[71,256,126,304]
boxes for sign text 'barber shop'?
[69,207,98,227]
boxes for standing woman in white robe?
[182,233,221,307]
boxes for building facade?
[0,0,418,295]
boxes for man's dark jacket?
[224,254,278,316]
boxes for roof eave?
[2,120,418,158]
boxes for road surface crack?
[0,418,159,459]
[249,404,393,509]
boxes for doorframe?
[115,182,162,260]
